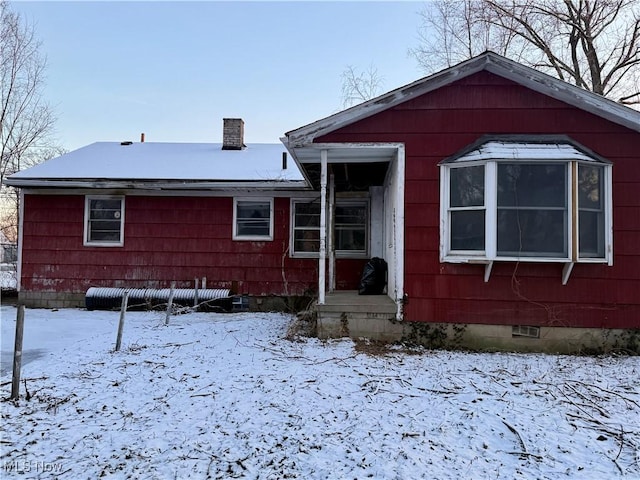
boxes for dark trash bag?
[358,257,387,295]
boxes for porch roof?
[280,143,401,191]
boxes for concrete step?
[316,291,396,315]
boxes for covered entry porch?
[282,142,406,336]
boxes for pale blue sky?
[13,1,427,150]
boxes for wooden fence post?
[165,281,176,326]
[10,305,25,401]
[115,291,129,352]
[194,278,199,310]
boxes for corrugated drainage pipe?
[85,287,232,311]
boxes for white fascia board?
[7,179,309,190]
[451,142,603,163]
[22,187,317,199]
[281,136,315,188]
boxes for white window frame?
[290,199,321,258]
[440,157,613,277]
[232,198,274,241]
[290,198,369,259]
[84,195,125,247]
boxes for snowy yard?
[1,305,639,479]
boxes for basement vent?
[512,325,540,338]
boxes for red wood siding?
[21,195,359,296]
[317,71,640,329]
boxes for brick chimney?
[222,118,245,150]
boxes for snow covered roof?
[5,142,306,189]
[283,51,640,147]
[458,142,601,163]
[443,139,609,164]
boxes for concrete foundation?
[18,291,86,309]
[315,291,639,354]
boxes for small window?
[84,196,124,246]
[291,199,368,257]
[233,198,273,240]
[512,325,540,338]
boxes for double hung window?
[233,198,274,240]
[84,196,125,246]
[291,199,368,257]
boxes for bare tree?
[340,64,385,108]
[411,0,640,105]
[1,0,59,244]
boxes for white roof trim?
[439,135,611,165]
[284,52,640,146]
[6,179,310,189]
[448,141,602,163]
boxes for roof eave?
[4,178,310,190]
[284,52,640,146]
[280,136,316,187]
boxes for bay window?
[440,140,612,282]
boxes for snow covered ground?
[1,305,639,479]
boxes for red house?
[6,53,640,352]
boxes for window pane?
[294,203,321,227]
[335,204,367,252]
[236,202,270,236]
[497,209,566,256]
[294,229,319,252]
[579,211,605,258]
[578,165,604,258]
[578,165,603,209]
[88,198,123,243]
[451,210,485,251]
[450,166,484,207]
[335,228,366,251]
[498,164,566,207]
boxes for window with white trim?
[84,196,125,246]
[291,199,368,257]
[440,141,612,270]
[233,198,273,240]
